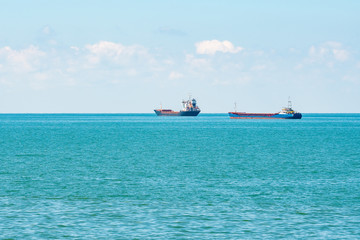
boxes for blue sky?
[0,0,359,113]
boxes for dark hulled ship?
[154,97,200,116]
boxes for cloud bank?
[0,46,46,73]
[308,41,349,62]
[85,41,151,65]
[0,40,358,92]
[195,40,243,55]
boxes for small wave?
[15,154,46,157]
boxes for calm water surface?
[1,114,359,239]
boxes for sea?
[0,113,359,239]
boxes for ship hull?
[179,110,200,116]
[154,109,200,116]
[228,112,302,119]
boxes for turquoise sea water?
[1,114,359,239]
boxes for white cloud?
[2,40,356,94]
[185,54,212,70]
[250,64,267,71]
[250,50,264,57]
[42,26,52,35]
[29,73,50,90]
[163,59,174,65]
[86,41,125,57]
[85,41,153,67]
[294,63,303,70]
[38,26,57,46]
[308,41,349,62]
[289,48,298,53]
[41,26,56,36]
[195,40,243,55]
[70,46,80,52]
[169,71,183,79]
[0,45,46,73]
[342,75,359,84]
[127,69,137,76]
[86,41,147,58]
[324,41,342,48]
[332,49,349,61]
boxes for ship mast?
[288,96,292,109]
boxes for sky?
[0,0,359,113]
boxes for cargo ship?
[228,99,302,119]
[154,97,201,116]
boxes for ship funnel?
[192,98,197,108]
